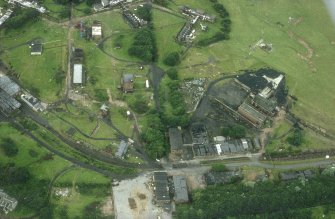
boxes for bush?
[222,125,247,138]
[94,89,109,102]
[211,163,227,172]
[166,68,179,80]
[153,0,168,7]
[0,138,19,157]
[163,52,180,66]
[136,4,152,22]
[128,94,149,114]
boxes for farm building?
[30,43,42,55]
[238,101,267,126]
[0,9,13,26]
[172,175,189,203]
[115,140,128,158]
[121,74,134,93]
[0,73,20,96]
[92,21,102,40]
[153,172,170,206]
[169,127,183,155]
[180,6,216,23]
[21,93,45,112]
[101,0,109,7]
[122,9,147,28]
[73,48,84,63]
[73,64,83,85]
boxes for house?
[169,127,183,155]
[73,64,83,85]
[0,73,21,115]
[123,9,147,28]
[30,43,42,55]
[0,9,13,26]
[121,74,134,93]
[21,93,45,112]
[115,140,128,158]
[153,172,170,206]
[176,22,193,43]
[173,175,189,203]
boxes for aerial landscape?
[1,0,335,218]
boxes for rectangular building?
[73,64,83,84]
[173,175,189,203]
[153,172,170,205]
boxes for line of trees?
[128,28,158,62]
[176,175,335,219]
[197,0,231,46]
[159,69,189,127]
[4,8,40,30]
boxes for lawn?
[172,0,335,137]
[0,123,72,217]
[51,168,111,218]
[0,19,67,102]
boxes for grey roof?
[169,128,183,150]
[123,74,134,83]
[101,0,109,6]
[253,95,277,114]
[153,172,170,203]
[115,140,128,158]
[31,44,42,53]
[238,101,267,125]
[0,90,21,114]
[0,74,20,96]
[173,175,188,203]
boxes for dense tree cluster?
[136,4,152,22]
[159,75,189,127]
[128,94,149,114]
[128,28,157,62]
[0,138,19,157]
[176,175,335,219]
[141,113,167,159]
[163,52,181,66]
[197,1,231,46]
[4,8,40,30]
[221,125,247,138]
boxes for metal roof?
[173,175,188,203]
[153,172,170,202]
[0,73,20,96]
[73,64,83,84]
[115,140,128,158]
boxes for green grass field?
[0,19,67,102]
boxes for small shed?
[30,43,42,55]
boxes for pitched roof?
[73,64,83,84]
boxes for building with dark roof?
[0,73,21,115]
[251,94,277,116]
[169,128,183,155]
[238,101,267,126]
[153,172,170,205]
[30,43,42,55]
[173,175,188,203]
[123,9,147,28]
[121,74,134,93]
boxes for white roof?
[214,136,226,142]
[73,64,83,84]
[241,139,248,150]
[215,144,222,155]
[92,26,102,36]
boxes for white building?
[73,64,83,84]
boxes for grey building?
[173,175,189,203]
[115,140,128,158]
[153,172,170,205]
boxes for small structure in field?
[0,189,18,214]
[30,43,43,55]
[115,140,129,158]
[172,175,189,203]
[92,21,102,40]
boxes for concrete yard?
[113,173,172,219]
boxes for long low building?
[173,175,189,203]
[238,101,267,126]
[73,64,83,84]
[153,172,170,205]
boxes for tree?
[222,125,246,138]
[0,138,18,157]
[136,4,152,22]
[166,68,179,80]
[94,89,109,102]
[163,52,180,66]
[128,94,149,114]
[54,67,66,84]
[153,0,168,7]
[128,28,157,62]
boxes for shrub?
[163,52,180,66]
[0,138,18,157]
